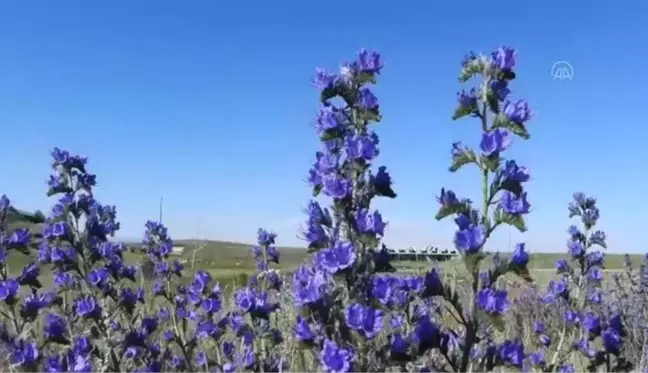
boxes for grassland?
[4,236,641,290]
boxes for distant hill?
[5,207,46,238]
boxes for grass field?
[5,238,639,291]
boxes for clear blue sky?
[1,1,646,253]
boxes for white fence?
[386,246,458,262]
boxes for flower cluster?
[526,193,632,372]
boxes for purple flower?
[322,173,352,199]
[234,288,256,313]
[568,240,584,258]
[529,351,545,366]
[9,228,31,246]
[0,279,20,303]
[343,304,383,339]
[501,160,530,183]
[358,88,378,110]
[477,288,508,314]
[422,269,443,297]
[74,295,101,319]
[555,259,569,273]
[489,79,510,101]
[88,268,110,288]
[292,265,330,308]
[457,88,477,109]
[18,263,40,288]
[602,327,622,354]
[0,194,9,210]
[295,316,316,342]
[499,191,530,215]
[10,340,39,367]
[355,49,383,74]
[355,209,385,236]
[370,276,393,304]
[412,317,440,352]
[564,310,580,325]
[320,339,353,373]
[344,303,364,329]
[454,223,486,253]
[480,129,511,156]
[257,228,277,247]
[511,243,529,267]
[344,132,379,161]
[315,106,345,134]
[44,313,68,342]
[437,188,460,209]
[558,364,575,373]
[312,68,337,90]
[503,100,532,124]
[372,166,396,198]
[491,46,516,71]
[497,340,524,368]
[583,313,601,336]
[314,241,356,274]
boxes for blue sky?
[1,1,646,253]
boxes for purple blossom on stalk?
[490,46,517,71]
[500,160,530,183]
[315,106,346,135]
[457,88,477,109]
[312,68,338,90]
[320,339,353,373]
[489,79,510,101]
[499,191,530,215]
[355,209,385,236]
[344,132,379,161]
[480,128,512,156]
[454,217,486,253]
[511,243,529,267]
[358,88,379,110]
[503,100,532,124]
[314,241,356,274]
[355,49,383,75]
[321,173,352,199]
[343,303,384,339]
[477,288,509,315]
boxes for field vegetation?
[0,47,644,373]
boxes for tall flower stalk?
[435,47,534,372]
[295,49,398,372]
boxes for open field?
[5,238,640,291]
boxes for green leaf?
[489,313,507,333]
[501,213,527,233]
[500,70,516,81]
[312,185,322,198]
[510,265,534,283]
[47,186,73,197]
[492,114,530,139]
[452,103,477,121]
[464,252,486,274]
[435,201,471,221]
[486,91,501,115]
[480,154,500,172]
[449,148,478,173]
[459,59,485,82]
[355,72,376,86]
[356,110,381,124]
[499,179,523,197]
[320,87,338,102]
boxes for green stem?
[460,79,493,373]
